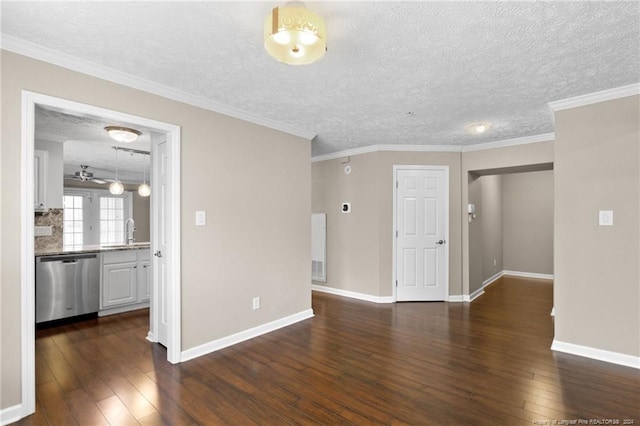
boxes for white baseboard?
[180,309,314,362]
[98,302,150,317]
[447,295,464,303]
[551,340,640,369]
[311,284,394,303]
[1,404,23,426]
[463,288,485,302]
[503,270,554,280]
[483,271,504,287]
[146,331,157,343]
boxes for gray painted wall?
[503,170,554,274]
[554,95,639,357]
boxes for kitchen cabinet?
[34,149,48,211]
[100,248,151,316]
[138,254,151,302]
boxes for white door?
[152,139,169,347]
[395,167,448,301]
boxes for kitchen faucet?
[125,218,136,245]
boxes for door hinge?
[395,280,398,287]
[396,230,398,238]
[396,181,399,188]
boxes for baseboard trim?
[146,331,157,343]
[98,302,150,317]
[503,270,554,280]
[447,295,464,303]
[463,288,485,302]
[1,404,23,426]
[311,284,394,303]
[180,309,314,362]
[483,271,504,287]
[551,340,640,369]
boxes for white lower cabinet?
[100,248,151,316]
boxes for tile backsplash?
[35,208,63,251]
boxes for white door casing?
[20,91,181,420]
[394,166,449,301]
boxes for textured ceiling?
[36,106,153,184]
[3,2,639,156]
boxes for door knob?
[436,240,446,245]
[154,250,162,258]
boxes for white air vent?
[311,213,326,282]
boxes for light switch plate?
[598,210,613,226]
[195,211,206,226]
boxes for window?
[63,194,84,246]
[100,197,125,244]
[63,189,132,246]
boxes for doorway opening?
[466,163,554,302]
[20,91,182,417]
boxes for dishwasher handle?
[39,253,98,262]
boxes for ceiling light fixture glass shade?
[105,126,142,143]
[465,122,492,135]
[109,181,124,195]
[138,153,151,197]
[137,183,151,197]
[264,3,327,65]
[109,147,124,195]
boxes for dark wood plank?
[15,278,640,425]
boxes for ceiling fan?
[65,165,111,184]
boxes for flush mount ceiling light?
[105,125,142,143]
[465,122,492,135]
[264,2,327,65]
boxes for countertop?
[35,242,151,257]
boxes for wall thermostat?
[341,202,351,213]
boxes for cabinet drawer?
[102,250,137,264]
[138,249,151,261]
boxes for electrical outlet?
[252,297,260,310]
[34,226,52,237]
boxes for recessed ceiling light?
[465,122,491,135]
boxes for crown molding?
[311,133,555,162]
[0,35,316,140]
[311,144,462,162]
[461,133,555,152]
[548,83,640,112]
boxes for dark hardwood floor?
[16,276,640,425]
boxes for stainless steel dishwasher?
[35,253,100,323]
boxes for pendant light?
[138,153,151,197]
[109,148,124,195]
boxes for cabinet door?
[34,150,48,211]
[138,260,151,302]
[102,262,137,308]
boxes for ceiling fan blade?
[90,178,107,184]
